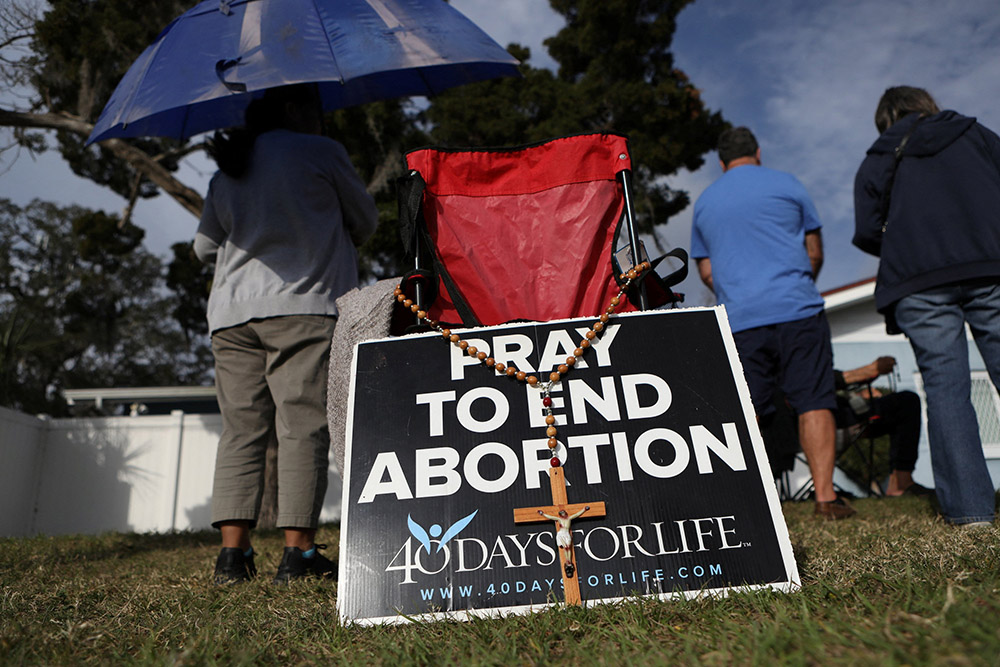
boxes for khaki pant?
[210,315,336,529]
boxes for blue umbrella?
[87,0,519,144]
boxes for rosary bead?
[627,269,638,280]
[580,339,591,349]
[558,364,569,374]
[585,330,596,340]
[494,362,505,373]
[593,321,604,332]
[550,457,561,468]
[442,329,451,338]
[403,299,413,308]
[565,356,577,366]
[573,347,584,357]
[477,351,487,361]
[545,414,556,425]
[417,310,426,319]
[506,366,517,377]
[526,376,539,385]
[542,396,553,407]
[458,340,469,350]
[547,437,558,449]
[396,294,406,303]
[610,296,620,306]
[485,357,496,367]
[466,345,478,356]
[410,303,420,313]
[546,426,557,437]
[606,305,616,314]
[449,334,460,343]
[516,370,526,381]
[600,313,610,323]
[549,371,561,382]
[393,287,402,296]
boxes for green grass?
[2,497,999,665]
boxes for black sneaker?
[273,545,336,584]
[213,547,257,585]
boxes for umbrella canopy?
[86,0,519,144]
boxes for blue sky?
[4,0,1000,307]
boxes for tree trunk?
[0,107,204,218]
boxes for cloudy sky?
[4,0,1000,306]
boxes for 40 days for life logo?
[389,508,744,590]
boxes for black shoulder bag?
[879,116,923,334]
[878,116,923,233]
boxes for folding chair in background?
[834,379,888,497]
[768,384,886,501]
[393,133,688,328]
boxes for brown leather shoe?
[814,497,856,520]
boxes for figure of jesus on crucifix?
[538,506,590,551]
[514,465,605,605]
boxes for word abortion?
[356,318,751,503]
[358,422,747,503]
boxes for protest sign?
[338,307,799,624]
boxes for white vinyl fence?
[0,405,342,538]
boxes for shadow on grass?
[0,530,219,569]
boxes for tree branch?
[0,106,204,218]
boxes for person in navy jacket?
[854,86,1000,527]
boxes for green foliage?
[1,498,998,664]
[423,0,728,234]
[30,0,186,120]
[0,199,211,415]
[165,241,211,344]
[28,0,188,200]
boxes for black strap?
[879,116,924,232]
[396,170,425,254]
[397,170,481,327]
[650,247,688,289]
[625,247,689,308]
[418,223,481,327]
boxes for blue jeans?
[895,279,1000,525]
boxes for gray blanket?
[327,278,398,476]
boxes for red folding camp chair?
[395,133,687,329]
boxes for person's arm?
[975,122,1000,178]
[193,232,220,265]
[193,179,225,265]
[804,229,823,279]
[329,143,378,247]
[841,356,895,385]
[852,161,885,257]
[696,257,713,292]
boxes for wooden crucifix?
[513,465,606,605]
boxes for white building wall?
[0,409,342,538]
[0,406,47,537]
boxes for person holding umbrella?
[195,83,378,584]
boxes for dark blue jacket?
[853,110,1000,311]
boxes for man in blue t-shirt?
[691,126,853,520]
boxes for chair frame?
[776,379,885,501]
